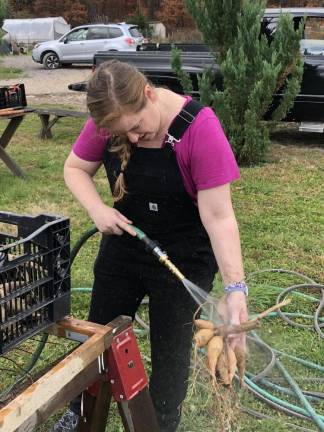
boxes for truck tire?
[43,52,61,70]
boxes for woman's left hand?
[217,291,248,351]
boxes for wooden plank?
[79,381,112,432]
[0,328,111,431]
[0,110,25,116]
[48,316,131,340]
[0,145,25,178]
[14,358,104,432]
[0,116,24,150]
[36,108,88,118]
[0,116,25,177]
[38,113,52,139]
[118,387,160,432]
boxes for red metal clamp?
[88,325,148,402]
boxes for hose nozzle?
[133,226,185,281]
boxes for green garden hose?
[2,225,323,431]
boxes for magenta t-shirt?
[72,99,240,201]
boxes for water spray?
[133,226,215,307]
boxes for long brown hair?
[87,60,148,201]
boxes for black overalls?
[88,102,218,432]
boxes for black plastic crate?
[0,212,70,354]
[0,83,27,110]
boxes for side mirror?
[63,38,68,44]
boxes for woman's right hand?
[88,204,136,236]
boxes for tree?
[33,0,87,26]
[157,0,193,31]
[127,9,152,37]
[0,0,8,25]
[8,0,34,17]
[176,0,304,165]
[144,0,162,19]
[63,0,87,27]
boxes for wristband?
[224,281,248,296]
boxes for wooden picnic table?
[36,108,88,139]
[0,107,89,178]
[0,109,33,178]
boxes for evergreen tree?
[127,9,152,37]
[0,0,8,25]
[177,0,304,165]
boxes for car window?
[86,27,110,40]
[66,28,88,42]
[109,28,123,38]
[128,26,142,38]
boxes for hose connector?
[133,226,185,281]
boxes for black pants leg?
[69,262,146,415]
[147,257,215,432]
[70,235,216,432]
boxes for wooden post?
[118,387,160,432]
[0,115,25,178]
[38,112,53,139]
[78,381,113,432]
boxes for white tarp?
[2,17,70,44]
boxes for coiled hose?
[1,226,323,431]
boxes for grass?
[0,57,23,78]
[0,109,323,431]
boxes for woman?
[53,60,248,432]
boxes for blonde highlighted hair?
[87,60,149,201]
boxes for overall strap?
[165,99,203,146]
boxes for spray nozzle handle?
[133,226,146,240]
[133,226,167,259]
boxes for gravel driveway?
[1,55,91,109]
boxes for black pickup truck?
[69,8,324,130]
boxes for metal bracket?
[107,326,148,402]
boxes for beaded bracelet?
[224,281,248,296]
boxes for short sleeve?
[189,110,240,190]
[72,118,109,162]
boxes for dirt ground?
[1,55,91,109]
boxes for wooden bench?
[36,108,88,139]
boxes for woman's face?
[109,86,163,145]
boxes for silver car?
[32,23,143,69]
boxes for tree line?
[3,0,189,28]
[3,0,321,29]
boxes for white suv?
[32,23,143,69]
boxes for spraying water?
[133,227,221,322]
[182,278,215,306]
